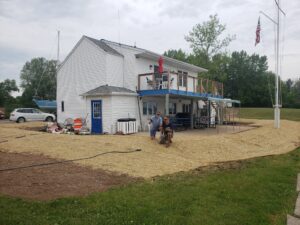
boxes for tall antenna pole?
[274,0,280,128]
[117,10,120,44]
[57,30,60,66]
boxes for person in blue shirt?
[149,111,162,140]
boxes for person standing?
[149,111,162,140]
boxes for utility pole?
[260,0,285,129]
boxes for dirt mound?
[0,151,137,201]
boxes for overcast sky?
[0,0,299,86]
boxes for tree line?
[0,14,299,117]
[0,58,57,116]
[164,14,300,108]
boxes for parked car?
[0,110,5,119]
[9,108,56,123]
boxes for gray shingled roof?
[102,39,208,73]
[81,85,136,96]
[84,36,123,57]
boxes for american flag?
[255,17,261,46]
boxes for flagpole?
[259,0,285,129]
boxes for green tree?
[224,51,273,107]
[206,53,231,82]
[20,58,57,106]
[283,78,300,108]
[185,14,235,62]
[0,79,19,107]
[293,78,300,107]
[164,49,188,62]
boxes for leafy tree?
[293,78,300,107]
[0,79,19,107]
[164,49,188,62]
[185,14,235,61]
[286,79,293,92]
[205,53,231,82]
[283,78,300,108]
[224,51,272,107]
[20,58,57,106]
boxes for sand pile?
[0,120,299,178]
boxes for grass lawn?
[240,108,300,121]
[1,148,300,225]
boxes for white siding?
[84,95,139,134]
[103,44,141,91]
[187,76,195,92]
[105,43,199,91]
[57,38,108,123]
[111,95,139,133]
[106,54,124,87]
[136,57,198,77]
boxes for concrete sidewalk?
[287,174,300,225]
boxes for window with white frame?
[169,102,177,115]
[182,104,191,113]
[143,102,157,115]
[178,70,188,87]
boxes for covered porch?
[138,92,241,132]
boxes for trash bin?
[117,118,137,134]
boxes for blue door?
[91,100,102,134]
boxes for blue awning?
[33,99,57,109]
[138,89,223,99]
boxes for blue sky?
[0,0,299,87]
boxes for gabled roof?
[81,85,137,97]
[101,39,208,73]
[58,36,207,74]
[84,36,123,57]
[135,51,207,73]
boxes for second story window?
[178,71,188,87]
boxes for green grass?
[240,108,300,121]
[1,148,300,225]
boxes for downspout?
[122,55,125,88]
[137,95,143,131]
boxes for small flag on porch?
[158,56,164,73]
[255,17,261,46]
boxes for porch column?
[190,99,194,129]
[165,94,169,116]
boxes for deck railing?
[137,71,223,97]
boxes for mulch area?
[0,151,137,201]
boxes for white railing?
[138,72,223,97]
